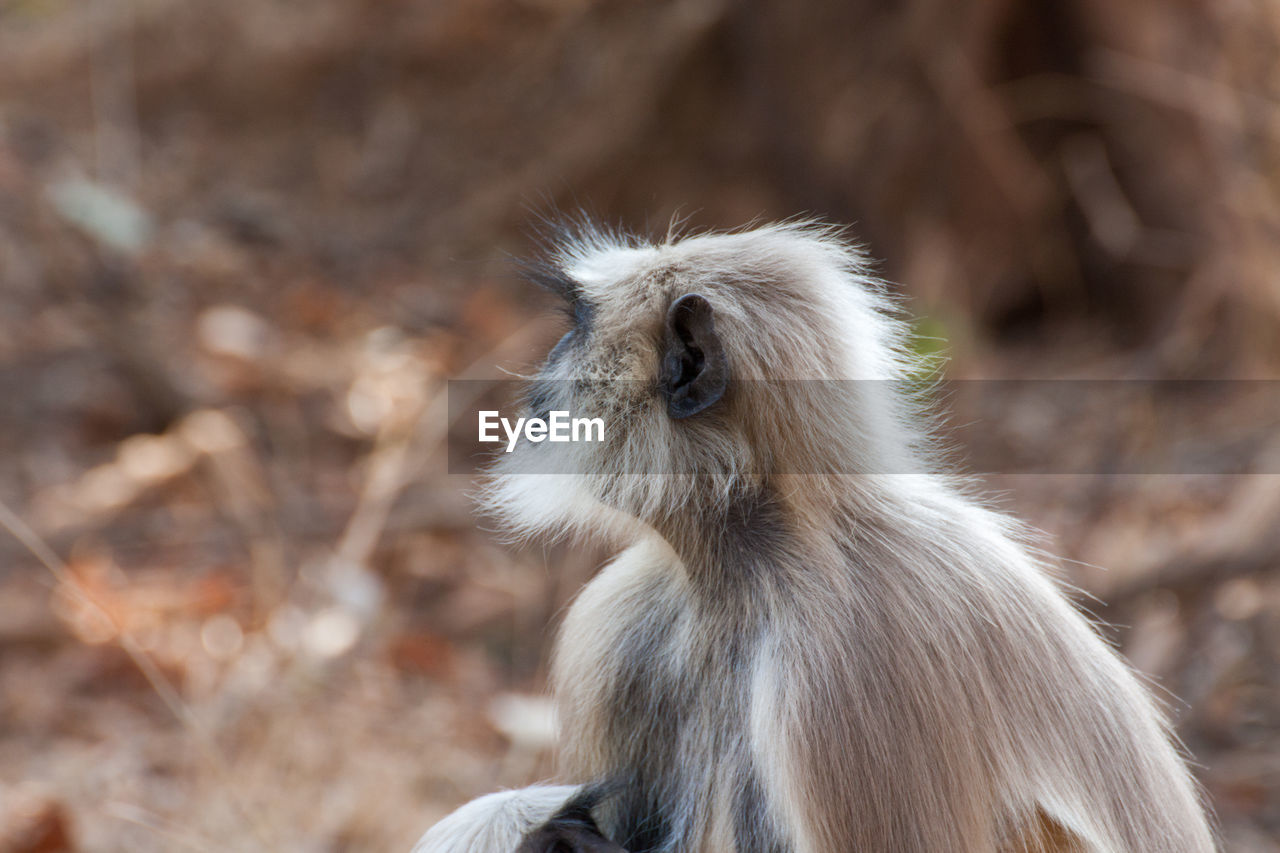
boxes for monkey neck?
[655,482,815,596]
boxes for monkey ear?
[660,293,727,419]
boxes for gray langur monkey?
[414,223,1216,853]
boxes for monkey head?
[482,223,930,546]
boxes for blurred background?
[0,0,1278,850]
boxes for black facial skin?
[544,299,593,364]
[527,273,592,423]
[526,380,557,426]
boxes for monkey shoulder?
[559,538,689,645]
[553,539,691,706]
